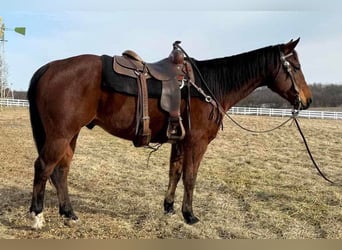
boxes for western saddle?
[113,41,194,147]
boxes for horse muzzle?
[296,96,312,110]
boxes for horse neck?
[194,46,279,110]
[222,76,265,110]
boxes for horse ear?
[284,37,300,53]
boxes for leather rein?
[279,52,337,184]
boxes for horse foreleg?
[164,143,183,214]
[181,140,208,224]
[50,134,79,225]
[30,138,69,229]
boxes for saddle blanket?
[102,55,164,98]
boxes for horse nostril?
[308,98,313,105]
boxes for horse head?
[269,38,312,110]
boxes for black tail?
[27,64,50,154]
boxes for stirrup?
[166,117,185,143]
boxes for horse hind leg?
[50,134,79,226]
[164,143,183,214]
[30,158,47,229]
[30,138,69,229]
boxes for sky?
[1,0,342,91]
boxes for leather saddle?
[112,43,194,146]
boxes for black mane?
[193,45,281,101]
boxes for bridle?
[278,51,302,111]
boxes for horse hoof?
[30,212,45,230]
[63,217,79,228]
[185,216,200,225]
[164,200,175,214]
[183,212,200,225]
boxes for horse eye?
[289,61,301,71]
[294,63,301,71]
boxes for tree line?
[237,83,342,108]
[8,83,342,108]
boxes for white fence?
[1,98,341,120]
[228,107,342,120]
[0,98,29,107]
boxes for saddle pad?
[101,55,162,98]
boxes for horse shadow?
[0,185,68,231]
[0,185,33,231]
[0,183,158,232]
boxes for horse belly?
[96,93,168,142]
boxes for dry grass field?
[0,108,341,239]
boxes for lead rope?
[225,105,338,184]
[224,111,293,133]
[291,112,339,185]
[145,143,162,168]
[228,110,339,185]
[224,105,339,185]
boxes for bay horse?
[27,38,312,229]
